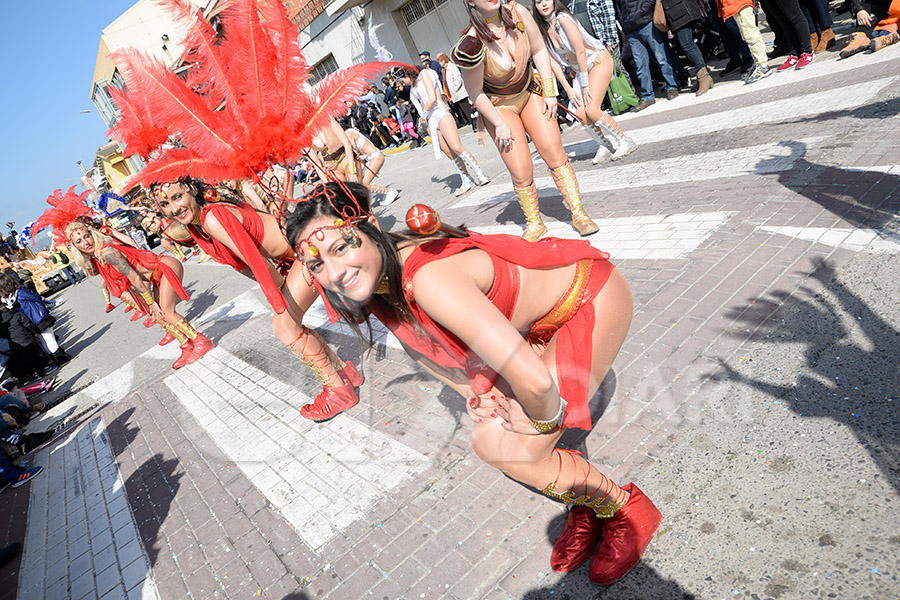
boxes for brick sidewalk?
[7,49,900,599]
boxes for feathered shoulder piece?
[110,0,407,188]
[31,186,93,247]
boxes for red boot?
[159,332,175,346]
[105,303,117,313]
[130,310,145,322]
[340,362,364,388]
[300,384,359,421]
[171,340,194,369]
[124,305,133,313]
[188,333,215,363]
[143,317,157,328]
[588,484,662,585]
[551,506,604,572]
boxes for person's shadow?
[713,258,900,494]
[757,140,900,232]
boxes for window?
[91,80,121,127]
[309,54,339,86]
[400,0,449,26]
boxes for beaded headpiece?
[288,182,368,257]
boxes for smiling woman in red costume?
[31,187,212,369]
[452,0,599,240]
[149,178,362,420]
[283,183,662,586]
[107,0,401,420]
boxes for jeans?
[674,26,707,70]
[626,22,678,100]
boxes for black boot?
[52,349,73,366]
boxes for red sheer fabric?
[94,243,188,302]
[187,203,287,314]
[398,233,613,430]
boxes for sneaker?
[11,466,43,488]
[633,98,655,112]
[381,188,400,206]
[777,55,799,71]
[869,31,900,53]
[666,89,679,101]
[795,52,816,69]
[18,431,54,455]
[840,32,871,58]
[744,64,773,84]
[741,65,756,82]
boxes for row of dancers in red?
[32,0,658,585]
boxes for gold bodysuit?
[451,2,540,114]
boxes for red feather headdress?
[110,0,406,188]
[31,186,94,248]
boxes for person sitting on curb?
[0,379,45,425]
[0,274,73,366]
[840,0,899,57]
[0,410,53,457]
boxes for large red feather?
[111,0,404,185]
[31,186,93,247]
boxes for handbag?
[653,0,669,32]
[607,52,640,114]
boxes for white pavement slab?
[468,211,736,260]
[759,226,900,253]
[452,137,823,210]
[18,419,160,600]
[164,347,431,553]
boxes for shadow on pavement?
[715,258,900,494]
[182,286,220,322]
[280,592,311,600]
[521,562,698,599]
[125,453,183,567]
[784,95,900,125]
[62,323,112,356]
[759,140,900,231]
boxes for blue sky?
[0,1,137,234]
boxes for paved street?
[2,39,899,600]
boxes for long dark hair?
[283,182,426,350]
[532,0,574,48]
[462,0,518,43]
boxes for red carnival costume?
[359,226,661,585]
[379,233,612,431]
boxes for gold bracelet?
[541,76,558,98]
[140,291,154,305]
[530,398,567,433]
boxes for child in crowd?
[0,274,72,367]
[396,98,420,143]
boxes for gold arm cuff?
[541,77,558,98]
[530,398,567,433]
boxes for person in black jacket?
[613,0,680,109]
[661,0,714,95]
[0,307,55,382]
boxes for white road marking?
[469,211,736,260]
[452,138,821,210]
[759,226,900,253]
[164,348,431,553]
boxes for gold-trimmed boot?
[550,162,599,236]
[514,182,547,242]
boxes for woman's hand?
[493,122,514,151]
[496,395,556,435]
[582,87,593,104]
[542,96,558,121]
[149,303,165,323]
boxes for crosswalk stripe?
[758,226,900,253]
[165,348,431,553]
[468,211,736,260]
[452,138,822,210]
